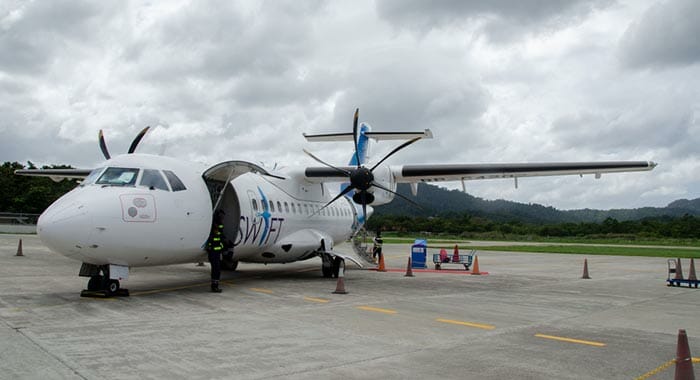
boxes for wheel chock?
[80,288,130,298]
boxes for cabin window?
[269,200,275,212]
[163,170,187,191]
[140,169,169,191]
[261,199,268,211]
[96,167,139,186]
[303,204,309,215]
[291,203,296,213]
[252,199,258,212]
[297,203,302,214]
[277,201,282,213]
[284,202,290,213]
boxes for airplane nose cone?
[38,200,91,258]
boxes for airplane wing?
[391,161,657,183]
[14,168,93,182]
[304,161,657,184]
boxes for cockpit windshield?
[80,167,105,186]
[139,169,169,191]
[96,167,139,186]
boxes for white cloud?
[1,0,698,210]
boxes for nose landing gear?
[80,263,130,298]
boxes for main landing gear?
[80,263,130,298]
[321,252,342,278]
[222,251,239,271]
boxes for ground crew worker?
[372,230,383,263]
[206,211,225,293]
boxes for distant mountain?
[667,198,700,213]
[373,183,699,224]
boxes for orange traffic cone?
[674,329,695,380]
[581,258,591,279]
[471,255,481,275]
[377,252,387,272]
[689,258,697,281]
[15,239,23,257]
[333,262,347,294]
[404,257,414,277]
[675,258,685,280]
[453,244,460,263]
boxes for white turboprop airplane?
[16,110,657,296]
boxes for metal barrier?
[0,212,40,225]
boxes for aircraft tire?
[321,252,333,278]
[222,258,238,271]
[106,280,120,296]
[322,263,332,278]
[332,257,342,278]
[87,276,103,291]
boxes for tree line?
[1,162,78,214]
[366,213,700,240]
[3,161,700,240]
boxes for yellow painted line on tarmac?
[436,318,495,330]
[634,357,700,380]
[131,280,234,296]
[249,287,274,294]
[534,333,606,347]
[303,297,330,303]
[130,282,209,296]
[356,306,397,314]
[80,297,118,301]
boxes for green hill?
[374,183,699,224]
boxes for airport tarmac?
[0,234,698,380]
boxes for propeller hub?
[350,167,374,191]
[353,191,375,205]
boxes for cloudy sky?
[1,0,699,210]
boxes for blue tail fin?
[348,123,371,166]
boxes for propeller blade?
[370,137,422,171]
[302,149,350,176]
[371,181,423,209]
[361,191,367,222]
[352,108,361,167]
[98,130,111,159]
[128,126,151,154]
[311,186,355,217]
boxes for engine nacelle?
[366,165,395,206]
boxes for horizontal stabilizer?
[304,129,432,142]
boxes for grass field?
[460,245,700,258]
[380,237,700,258]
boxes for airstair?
[351,228,376,265]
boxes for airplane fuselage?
[37,154,364,268]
